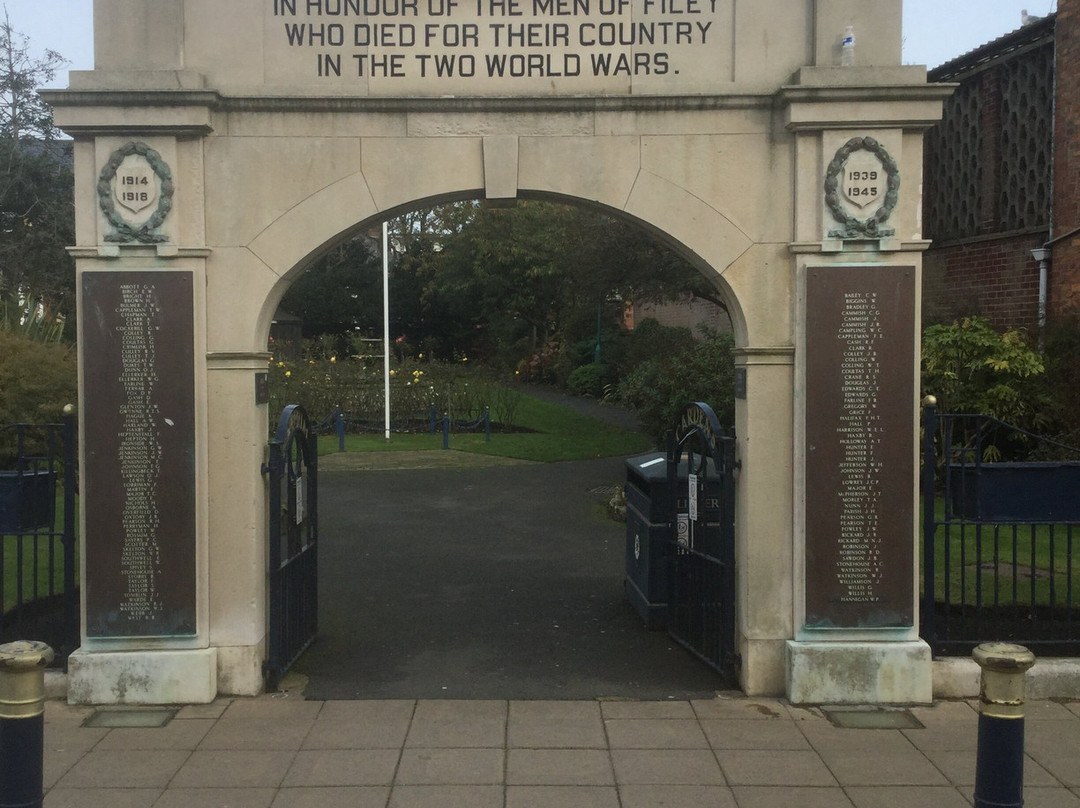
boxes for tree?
[0,8,65,141]
[0,10,74,329]
[278,233,384,351]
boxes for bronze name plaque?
[82,271,197,637]
[804,265,915,629]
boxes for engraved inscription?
[116,284,165,622]
[82,271,197,639]
[804,265,915,629]
[835,291,884,603]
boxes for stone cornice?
[43,88,777,117]
[777,82,957,132]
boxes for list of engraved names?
[116,284,165,623]
[804,265,914,628]
[836,291,883,603]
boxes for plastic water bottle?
[841,26,855,66]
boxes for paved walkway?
[43,694,1080,807]
[299,457,727,700]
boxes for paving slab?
[507,748,616,785]
[38,696,1080,807]
[731,786,854,808]
[507,785,621,808]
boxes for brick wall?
[1053,0,1080,315]
[923,14,1056,329]
[922,233,1046,330]
[632,294,732,336]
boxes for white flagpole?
[383,220,391,441]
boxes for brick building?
[923,2,1080,331]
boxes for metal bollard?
[0,641,54,808]
[973,642,1036,808]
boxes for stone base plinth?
[786,640,932,704]
[67,647,217,705]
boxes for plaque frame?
[800,264,917,632]
[81,270,198,639]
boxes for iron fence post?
[922,397,938,646]
[972,642,1036,808]
[0,641,54,808]
[442,414,449,449]
[61,407,78,654]
[334,407,345,451]
[484,407,491,442]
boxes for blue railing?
[315,406,491,450]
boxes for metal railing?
[316,406,492,449]
[921,403,1080,655]
[0,415,78,663]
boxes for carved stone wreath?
[823,136,900,240]
[97,141,174,244]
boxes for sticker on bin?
[677,514,689,546]
[639,457,665,468]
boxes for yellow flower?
[389,370,396,377]
[277,361,285,368]
[285,371,291,378]
[330,356,337,363]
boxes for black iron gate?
[665,402,738,677]
[264,404,319,689]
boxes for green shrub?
[921,316,1047,428]
[0,330,76,424]
[1036,315,1080,450]
[567,362,613,397]
[615,328,735,443]
[921,316,1057,461]
[618,318,695,373]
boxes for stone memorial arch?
[47,0,951,704]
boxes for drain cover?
[589,485,620,496]
[821,707,923,729]
[84,708,177,728]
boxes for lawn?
[2,489,78,615]
[317,392,654,463]
[922,498,1079,610]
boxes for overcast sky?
[0,0,1061,88]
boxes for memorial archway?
[47,0,952,705]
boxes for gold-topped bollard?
[0,641,54,808]
[973,642,1036,808]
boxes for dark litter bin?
[625,452,672,629]
[624,453,723,628]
